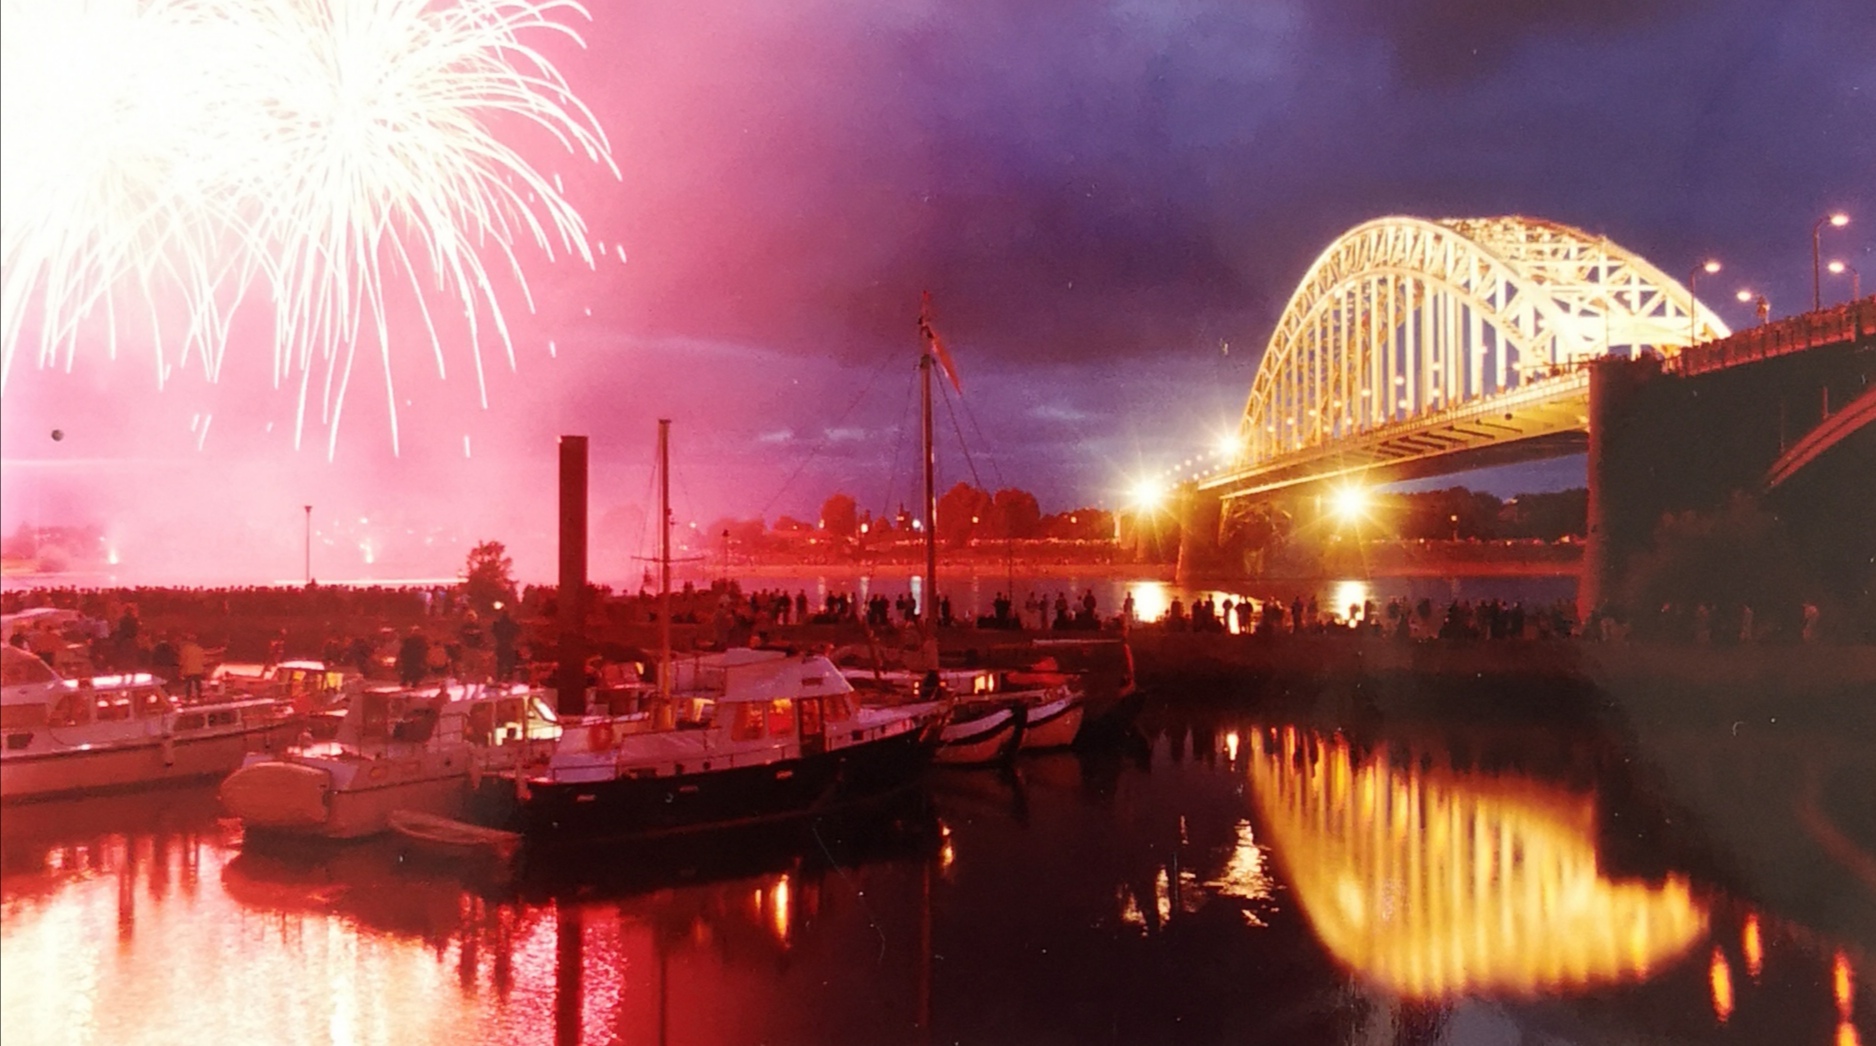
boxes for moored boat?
[1016,687,1084,750]
[219,681,560,840]
[388,808,522,864]
[933,701,1026,765]
[499,647,944,840]
[1,645,298,803]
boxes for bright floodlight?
[1330,485,1370,524]
[1702,260,1721,274]
[1736,289,1752,302]
[1829,261,1846,275]
[1215,433,1241,460]
[1131,477,1168,512]
[1830,213,1850,227]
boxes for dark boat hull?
[497,728,935,841]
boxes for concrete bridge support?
[1174,484,1233,583]
[1581,337,1875,618]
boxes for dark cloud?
[1329,0,1698,87]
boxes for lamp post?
[1734,289,1771,326]
[1813,213,1849,310]
[1688,260,1720,348]
[302,505,312,584]
[1828,260,1861,302]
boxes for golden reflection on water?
[1710,947,1735,1023]
[1247,727,1708,999]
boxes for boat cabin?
[324,683,560,753]
[1,645,191,752]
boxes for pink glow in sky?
[2,0,1869,585]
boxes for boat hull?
[1017,694,1085,751]
[1,723,297,803]
[223,743,551,841]
[935,706,1025,766]
[504,728,934,841]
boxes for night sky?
[1,0,1871,582]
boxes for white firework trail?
[0,0,617,457]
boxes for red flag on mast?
[918,290,962,395]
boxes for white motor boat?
[218,681,560,840]
[1,645,298,803]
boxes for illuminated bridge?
[1177,215,1876,600]
[1206,216,1727,495]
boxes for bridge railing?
[1666,296,1876,378]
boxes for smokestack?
[556,435,588,717]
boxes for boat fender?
[468,759,483,791]
[588,722,614,751]
[159,732,175,767]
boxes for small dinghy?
[388,809,521,864]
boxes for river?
[3,686,1866,1045]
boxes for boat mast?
[658,418,672,704]
[920,349,936,623]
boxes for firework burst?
[0,0,616,455]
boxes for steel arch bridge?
[1203,216,1730,497]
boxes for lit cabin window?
[468,702,496,745]
[135,688,166,717]
[51,693,91,726]
[734,703,766,741]
[823,694,851,721]
[766,699,795,737]
[97,695,133,722]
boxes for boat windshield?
[2,645,61,687]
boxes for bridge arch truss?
[1238,216,1730,466]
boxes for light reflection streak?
[1834,950,1853,1020]
[1710,947,1734,1023]
[1247,727,1708,999]
[1742,913,1763,979]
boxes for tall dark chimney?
[556,435,588,717]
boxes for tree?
[937,483,994,548]
[991,488,1042,539]
[820,493,858,541]
[463,540,517,612]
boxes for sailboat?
[501,420,947,841]
[831,295,1091,765]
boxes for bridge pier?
[1581,321,1875,620]
[1581,359,1655,620]
[1174,484,1233,584]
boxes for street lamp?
[1688,260,1720,347]
[1735,289,1770,326]
[1813,213,1849,310]
[1828,260,1861,302]
[302,505,312,584]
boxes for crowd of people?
[1153,593,1579,640]
[1,581,1842,680]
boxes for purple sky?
[2,0,1871,584]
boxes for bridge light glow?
[1329,484,1370,524]
[1703,260,1722,274]
[1736,289,1753,302]
[1829,213,1850,228]
[1129,477,1169,513]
